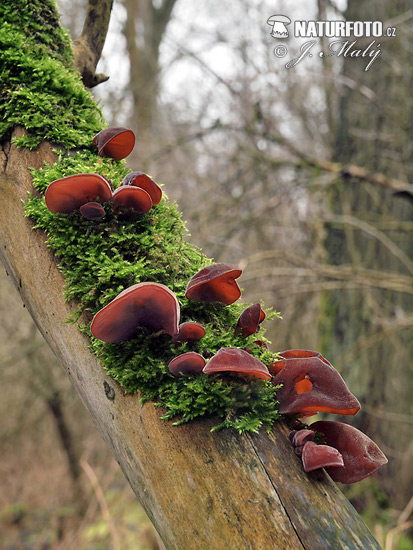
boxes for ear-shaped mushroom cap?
[292,429,315,449]
[301,441,345,472]
[121,172,162,205]
[45,174,113,214]
[310,421,388,484]
[271,356,360,416]
[203,347,271,380]
[279,349,331,362]
[235,303,266,338]
[185,263,242,305]
[111,186,152,214]
[168,352,206,377]
[172,322,206,344]
[269,349,331,375]
[91,282,180,343]
[92,127,135,161]
[290,429,316,457]
[79,202,106,220]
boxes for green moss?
[25,151,282,433]
[0,1,104,149]
[8,0,282,433]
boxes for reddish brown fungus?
[301,441,345,472]
[45,174,112,215]
[121,172,162,205]
[111,186,152,214]
[269,349,332,376]
[235,303,266,338]
[289,428,316,457]
[92,127,135,161]
[310,421,388,484]
[288,430,297,442]
[185,263,242,305]
[203,347,271,380]
[271,356,360,416]
[90,282,180,343]
[280,349,327,360]
[168,352,206,377]
[172,322,206,344]
[79,202,106,220]
[292,429,315,448]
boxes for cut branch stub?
[168,352,206,377]
[92,127,135,161]
[91,282,180,343]
[185,263,242,305]
[310,421,388,484]
[72,0,113,88]
[203,347,271,380]
[121,171,162,205]
[270,355,360,416]
[235,303,266,337]
[45,173,112,215]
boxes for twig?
[80,457,122,550]
[359,403,413,425]
[398,496,413,526]
[263,131,413,196]
[322,214,413,274]
[385,521,413,550]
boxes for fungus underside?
[4,0,282,434]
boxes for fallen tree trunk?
[0,128,381,550]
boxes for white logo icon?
[267,15,291,39]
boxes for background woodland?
[1,0,412,548]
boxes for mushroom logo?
[267,15,291,39]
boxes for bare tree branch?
[322,214,413,274]
[72,0,113,88]
[263,132,413,196]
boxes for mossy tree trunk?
[123,0,177,136]
[0,2,382,548]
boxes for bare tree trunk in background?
[123,0,177,136]
[323,0,413,510]
[46,391,88,511]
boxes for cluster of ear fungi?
[273,350,388,483]
[44,127,387,485]
[45,128,161,220]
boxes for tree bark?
[0,128,381,549]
